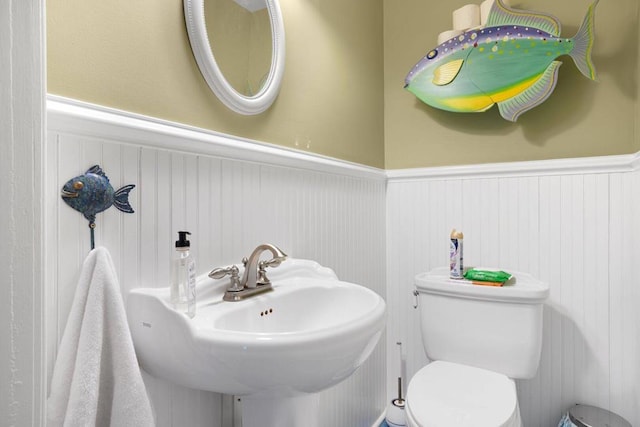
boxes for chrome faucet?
[209,244,287,302]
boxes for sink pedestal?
[242,394,320,427]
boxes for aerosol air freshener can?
[450,229,464,279]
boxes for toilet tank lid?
[415,267,549,303]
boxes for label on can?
[450,230,464,279]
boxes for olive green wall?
[384,0,640,168]
[47,0,385,168]
[48,0,639,170]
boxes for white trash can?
[558,404,631,427]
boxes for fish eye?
[427,49,438,60]
[73,181,84,190]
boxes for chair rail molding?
[47,95,385,181]
[386,152,640,182]
[48,95,640,183]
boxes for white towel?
[48,247,154,427]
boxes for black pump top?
[176,231,191,248]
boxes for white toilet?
[406,267,549,427]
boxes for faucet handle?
[256,261,270,286]
[208,265,238,279]
[209,265,243,292]
[260,258,283,269]
[256,258,283,286]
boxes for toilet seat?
[405,361,521,427]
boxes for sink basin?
[126,259,386,400]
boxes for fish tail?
[114,184,135,213]
[569,0,598,81]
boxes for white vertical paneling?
[185,155,199,238]
[561,175,581,414]
[171,153,186,239]
[609,171,640,424]
[498,178,520,270]
[47,100,640,427]
[121,144,141,303]
[425,181,443,269]
[512,176,541,423]
[196,156,224,277]
[484,179,502,267]
[388,171,640,427]
[385,181,403,399]
[156,151,173,288]
[461,178,502,268]
[139,148,158,288]
[461,178,481,266]
[539,174,564,427]
[581,174,610,408]
[533,174,563,427]
[48,120,387,426]
[519,177,540,275]
[408,181,429,379]
[608,172,625,417]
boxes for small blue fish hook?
[61,165,135,250]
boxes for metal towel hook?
[60,165,135,250]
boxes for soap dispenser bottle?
[171,231,196,318]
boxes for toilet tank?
[414,267,549,379]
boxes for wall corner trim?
[386,151,640,182]
[47,95,386,181]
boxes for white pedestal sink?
[127,259,386,426]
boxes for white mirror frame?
[184,0,286,115]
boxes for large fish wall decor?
[404,0,598,121]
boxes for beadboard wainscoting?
[46,95,640,427]
[46,97,387,427]
[386,160,640,427]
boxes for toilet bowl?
[405,361,521,427]
[407,267,549,427]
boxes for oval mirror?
[205,0,272,98]
[184,0,285,115]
